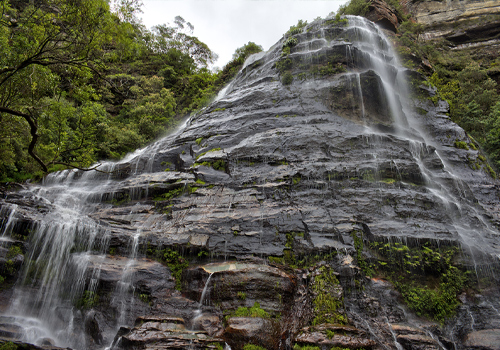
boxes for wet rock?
[191,314,223,337]
[396,333,439,350]
[465,329,500,350]
[295,324,376,349]
[84,311,104,345]
[117,315,223,350]
[183,261,297,313]
[223,317,277,350]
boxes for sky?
[141,0,347,68]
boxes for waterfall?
[1,14,499,350]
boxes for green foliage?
[276,58,292,74]
[423,58,500,172]
[237,291,247,300]
[138,293,150,303]
[337,0,370,16]
[0,1,264,180]
[282,72,293,85]
[370,242,469,323]
[75,290,99,309]
[287,20,308,36]
[0,342,18,350]
[163,249,189,290]
[233,42,264,61]
[283,37,298,49]
[233,302,271,319]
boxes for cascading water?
[343,15,500,274]
[1,14,500,350]
[0,119,191,349]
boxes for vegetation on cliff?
[0,0,262,182]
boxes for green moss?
[110,193,131,206]
[195,137,203,146]
[293,345,320,350]
[237,291,246,300]
[6,246,22,259]
[209,343,224,350]
[485,164,497,179]
[0,342,18,350]
[138,293,150,303]
[196,147,222,160]
[163,249,189,290]
[195,178,206,185]
[154,186,184,201]
[311,266,346,325]
[454,140,469,150]
[75,290,99,309]
[370,241,469,323]
[243,345,267,350]
[326,329,336,339]
[194,159,226,171]
[233,302,271,319]
[351,232,373,276]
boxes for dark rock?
[84,311,104,345]
[183,262,297,313]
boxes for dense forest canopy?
[0,0,262,181]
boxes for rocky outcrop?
[404,0,500,48]
[465,329,500,350]
[366,0,405,32]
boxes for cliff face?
[1,14,500,350]
[404,0,500,46]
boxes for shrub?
[337,0,370,16]
[282,72,293,85]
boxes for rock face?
[405,0,500,48]
[1,13,500,350]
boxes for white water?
[1,15,499,349]
[0,119,192,349]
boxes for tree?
[0,0,113,172]
[232,42,264,61]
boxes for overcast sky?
[141,0,347,68]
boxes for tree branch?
[0,106,47,172]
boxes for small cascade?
[198,272,214,308]
[386,320,404,350]
[113,229,142,327]
[0,204,18,238]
